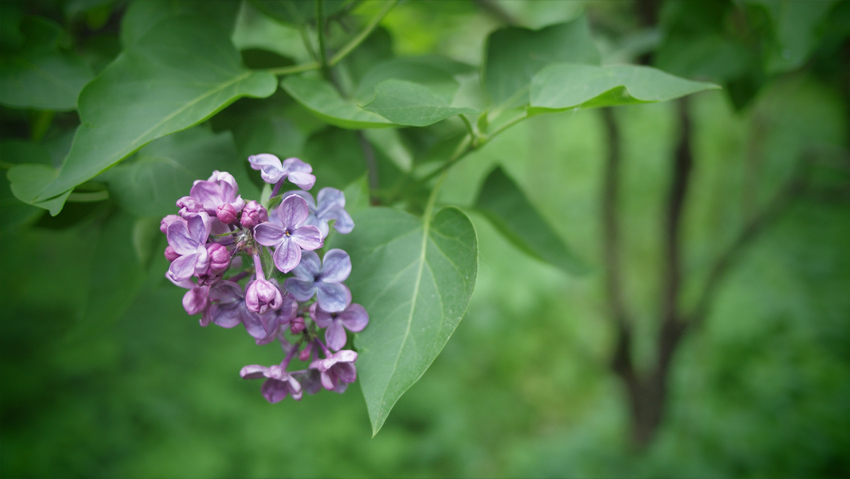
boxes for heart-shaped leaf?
[362,79,477,127]
[331,206,478,435]
[282,75,395,129]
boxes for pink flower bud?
[245,279,283,315]
[216,204,238,224]
[164,246,180,262]
[299,342,313,362]
[207,243,230,275]
[241,200,268,229]
[290,316,305,334]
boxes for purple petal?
[210,303,242,328]
[167,254,197,282]
[167,221,197,255]
[278,194,310,227]
[340,303,369,332]
[304,215,330,238]
[336,350,358,363]
[242,311,267,339]
[285,190,316,210]
[249,153,285,184]
[209,281,242,303]
[313,307,332,328]
[285,376,303,401]
[272,237,301,273]
[253,223,285,247]
[291,225,323,251]
[324,206,354,234]
[292,250,321,280]
[316,282,349,313]
[240,365,269,380]
[287,171,316,190]
[261,379,288,403]
[320,249,351,283]
[182,287,208,315]
[319,371,336,391]
[284,277,316,302]
[334,362,357,383]
[190,181,223,210]
[187,212,212,244]
[316,187,345,208]
[192,244,210,277]
[325,320,347,351]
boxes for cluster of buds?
[160,154,367,403]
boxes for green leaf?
[474,167,587,275]
[483,16,599,109]
[362,79,477,127]
[249,0,350,26]
[0,16,94,111]
[282,75,394,129]
[341,174,370,214]
[120,0,240,47]
[529,63,720,112]
[102,127,254,218]
[6,164,71,216]
[10,15,277,214]
[354,56,470,104]
[331,206,478,435]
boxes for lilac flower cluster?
[161,154,367,403]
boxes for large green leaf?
[0,16,94,111]
[362,79,477,127]
[482,16,599,109]
[282,75,394,129]
[529,63,720,112]
[120,0,240,47]
[248,0,351,26]
[475,167,587,275]
[102,127,256,218]
[9,15,277,214]
[331,206,478,435]
[354,56,471,104]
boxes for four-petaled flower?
[285,249,351,312]
[240,363,303,403]
[166,213,212,282]
[287,188,354,238]
[310,350,358,392]
[248,154,316,190]
[312,289,369,351]
[253,195,323,273]
[189,170,246,216]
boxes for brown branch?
[688,157,810,329]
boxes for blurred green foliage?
[1,0,848,477]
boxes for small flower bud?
[299,342,313,362]
[290,316,305,335]
[164,246,180,262]
[216,204,238,224]
[246,279,283,315]
[160,215,182,234]
[241,200,268,229]
[207,243,230,275]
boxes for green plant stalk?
[316,0,331,80]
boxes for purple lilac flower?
[206,243,230,275]
[217,204,238,224]
[160,214,182,234]
[253,195,322,273]
[286,188,354,238]
[254,297,297,346]
[248,154,315,190]
[166,213,212,282]
[208,280,267,337]
[240,363,303,403]
[284,249,351,312]
[292,369,323,395]
[189,170,246,216]
[169,278,212,326]
[312,290,369,351]
[310,350,357,392]
[164,246,179,262]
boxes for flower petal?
[253,223,285,247]
[324,206,354,234]
[167,254,197,282]
[287,171,316,190]
[291,225,323,251]
[167,220,197,255]
[284,277,316,302]
[325,320,347,351]
[210,303,242,328]
[261,378,288,403]
[313,307,333,328]
[340,303,369,332]
[242,310,267,339]
[278,194,310,227]
[316,282,349,313]
[320,249,351,283]
[272,237,301,273]
[249,153,285,184]
[240,364,269,380]
[316,187,345,209]
[320,370,336,391]
[284,190,316,210]
[189,181,223,210]
[209,281,242,303]
[334,362,357,383]
[187,212,212,244]
[292,250,321,280]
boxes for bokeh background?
[1,1,848,477]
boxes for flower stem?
[253,253,265,281]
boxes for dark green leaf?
[6,164,70,216]
[362,79,477,127]
[475,167,587,275]
[10,15,277,214]
[249,0,350,26]
[0,16,94,111]
[354,56,470,104]
[102,127,255,218]
[282,75,394,129]
[330,206,478,435]
[529,63,720,112]
[120,0,240,47]
[483,16,599,109]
